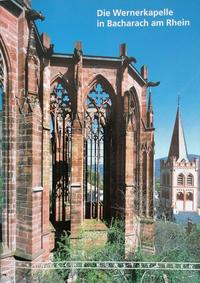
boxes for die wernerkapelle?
[97,8,174,18]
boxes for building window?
[0,48,7,243]
[187,174,194,186]
[177,192,184,201]
[186,192,193,201]
[177,173,184,186]
[85,83,112,220]
[50,81,72,222]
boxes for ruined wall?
[0,1,54,281]
[0,1,156,281]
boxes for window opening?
[85,83,112,220]
[50,82,72,222]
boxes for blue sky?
[32,0,200,158]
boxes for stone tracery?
[0,2,157,279]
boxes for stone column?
[70,118,83,237]
[146,151,149,217]
[16,104,44,260]
[41,33,55,257]
[1,78,17,261]
[124,127,138,254]
[139,150,143,216]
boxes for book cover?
[0,0,200,282]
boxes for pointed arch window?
[85,83,112,220]
[177,173,184,186]
[187,174,194,186]
[50,81,72,222]
[0,48,7,242]
[0,48,6,112]
[0,49,6,93]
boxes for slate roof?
[168,107,188,162]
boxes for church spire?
[168,105,188,162]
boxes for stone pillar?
[146,151,149,217]
[115,94,125,219]
[16,105,43,260]
[70,42,84,237]
[1,93,17,254]
[70,118,83,237]
[41,33,54,257]
[139,151,143,216]
[124,127,137,254]
[125,184,138,255]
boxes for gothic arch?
[0,42,7,243]
[0,34,12,86]
[83,76,114,220]
[0,35,12,247]
[50,78,73,222]
[0,50,7,92]
[0,35,12,112]
[129,86,140,115]
[124,86,141,130]
[87,74,115,99]
[51,74,74,95]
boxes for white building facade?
[160,107,199,217]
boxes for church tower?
[160,106,199,218]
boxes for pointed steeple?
[168,106,188,162]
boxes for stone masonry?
[0,0,158,281]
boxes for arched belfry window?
[50,82,72,222]
[85,83,112,220]
[177,173,184,186]
[0,48,7,241]
[187,174,194,186]
[186,192,193,201]
[177,192,184,201]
